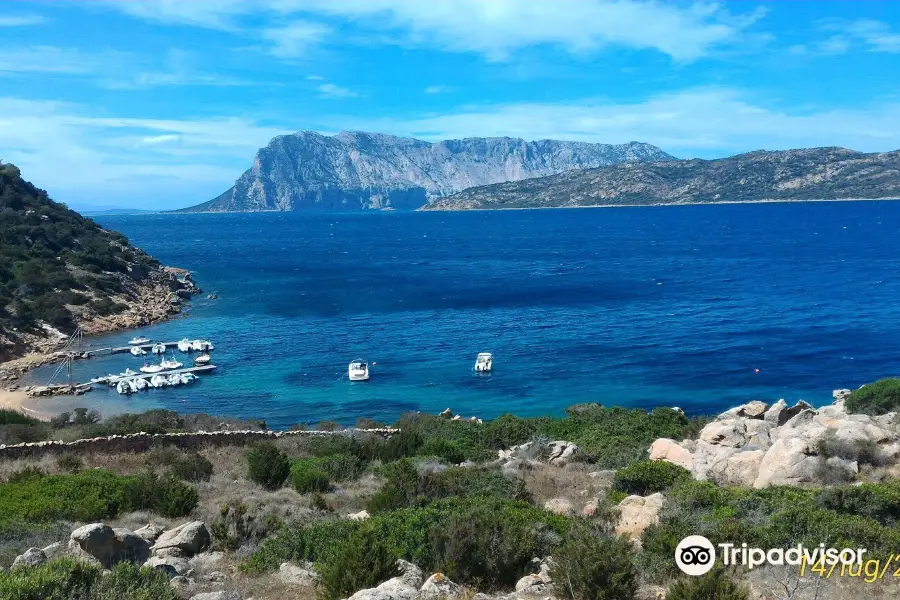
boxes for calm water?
[29,203,900,428]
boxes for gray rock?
[279,561,320,586]
[134,523,165,542]
[41,542,64,559]
[740,400,769,418]
[145,555,190,578]
[345,559,423,600]
[12,547,47,568]
[114,528,151,564]
[155,547,189,559]
[203,571,227,583]
[543,498,574,516]
[69,523,120,568]
[419,572,463,599]
[152,521,211,557]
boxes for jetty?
[104,365,216,384]
[109,341,186,355]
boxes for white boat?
[151,343,166,354]
[348,360,369,381]
[194,354,211,365]
[177,339,192,352]
[167,374,181,385]
[150,375,169,388]
[160,358,183,370]
[134,378,149,391]
[116,380,132,395]
[130,346,147,357]
[140,364,165,374]
[474,352,493,373]
[128,336,151,345]
[123,368,137,376]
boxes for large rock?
[189,593,240,600]
[145,555,190,578]
[753,437,821,488]
[615,493,665,539]
[348,510,371,521]
[69,523,121,568]
[419,573,463,599]
[648,438,694,469]
[12,547,47,568]
[280,561,320,587]
[699,421,747,448]
[739,401,768,418]
[134,523,165,543]
[543,498,574,516]
[548,441,578,466]
[114,528,151,564]
[152,521,211,557]
[345,560,422,600]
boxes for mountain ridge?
[181,131,675,212]
[422,146,900,210]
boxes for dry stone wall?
[0,428,399,460]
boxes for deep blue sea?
[27,203,900,429]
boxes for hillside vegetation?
[425,147,900,210]
[0,162,195,361]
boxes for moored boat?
[129,336,151,345]
[151,343,166,354]
[474,352,493,373]
[194,354,211,365]
[130,346,147,357]
[140,364,164,374]
[160,358,184,370]
[177,339,192,352]
[348,360,370,381]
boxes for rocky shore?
[0,265,201,383]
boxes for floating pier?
[109,341,188,355]
[103,365,217,384]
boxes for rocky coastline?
[0,265,201,383]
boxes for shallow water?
[27,202,900,428]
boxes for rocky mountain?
[0,162,199,362]
[183,131,674,212]
[423,147,900,210]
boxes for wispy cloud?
[317,83,357,98]
[848,19,900,53]
[329,87,900,157]
[0,14,45,27]
[424,85,449,94]
[0,46,120,75]
[101,0,766,62]
[262,21,330,58]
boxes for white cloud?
[848,19,900,53]
[102,0,765,61]
[262,21,330,58]
[0,97,286,209]
[424,85,448,94]
[330,87,900,157]
[0,46,118,74]
[306,74,325,80]
[317,83,357,98]
[0,14,45,27]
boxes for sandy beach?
[0,388,52,421]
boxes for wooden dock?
[103,365,217,384]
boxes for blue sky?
[1,1,900,210]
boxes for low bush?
[317,525,400,600]
[211,501,282,552]
[612,460,691,496]
[169,452,214,482]
[666,568,750,600]
[419,438,467,464]
[55,454,83,474]
[0,557,178,600]
[846,378,900,415]
[6,466,46,484]
[247,442,290,490]
[291,461,331,494]
[550,521,639,600]
[244,496,568,580]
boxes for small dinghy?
[150,375,169,388]
[129,336,151,345]
[194,354,211,366]
[130,346,147,357]
[348,360,370,381]
[116,380,133,395]
[134,378,149,391]
[151,343,166,354]
[177,339,192,352]
[140,364,164,374]
[474,352,493,373]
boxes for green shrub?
[613,460,691,496]
[290,461,331,494]
[368,459,421,512]
[482,414,538,449]
[0,557,179,600]
[550,522,638,600]
[210,501,282,552]
[316,420,342,432]
[846,379,900,415]
[0,409,42,426]
[666,568,750,600]
[309,492,330,511]
[815,482,900,524]
[317,454,365,481]
[420,438,467,464]
[169,452,213,482]
[153,475,200,518]
[247,442,290,490]
[317,525,400,600]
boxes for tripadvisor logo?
[675,535,716,576]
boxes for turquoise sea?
[26,202,900,428]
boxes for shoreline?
[420,196,900,212]
[0,388,52,421]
